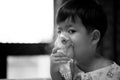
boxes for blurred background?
[0,0,120,80]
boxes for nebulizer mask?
[54,33,74,80]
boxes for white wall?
[0,0,53,43]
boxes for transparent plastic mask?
[54,34,73,58]
[54,34,74,80]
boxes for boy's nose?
[60,34,69,45]
[61,37,68,45]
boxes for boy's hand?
[50,47,70,72]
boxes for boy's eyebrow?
[66,24,72,28]
[57,27,62,30]
[58,24,72,30]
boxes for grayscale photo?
[0,0,120,80]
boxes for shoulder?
[90,62,120,80]
[105,62,120,79]
[110,62,120,73]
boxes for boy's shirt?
[60,62,120,80]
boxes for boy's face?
[56,17,95,63]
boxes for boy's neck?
[76,53,113,73]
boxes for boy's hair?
[56,0,108,47]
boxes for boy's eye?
[68,29,76,34]
[57,30,61,34]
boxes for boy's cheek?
[73,41,87,53]
[73,43,91,61]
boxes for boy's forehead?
[57,17,83,29]
[57,18,74,29]
[57,22,72,30]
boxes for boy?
[50,0,120,80]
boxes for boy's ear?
[90,29,100,45]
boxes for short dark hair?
[56,0,108,46]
